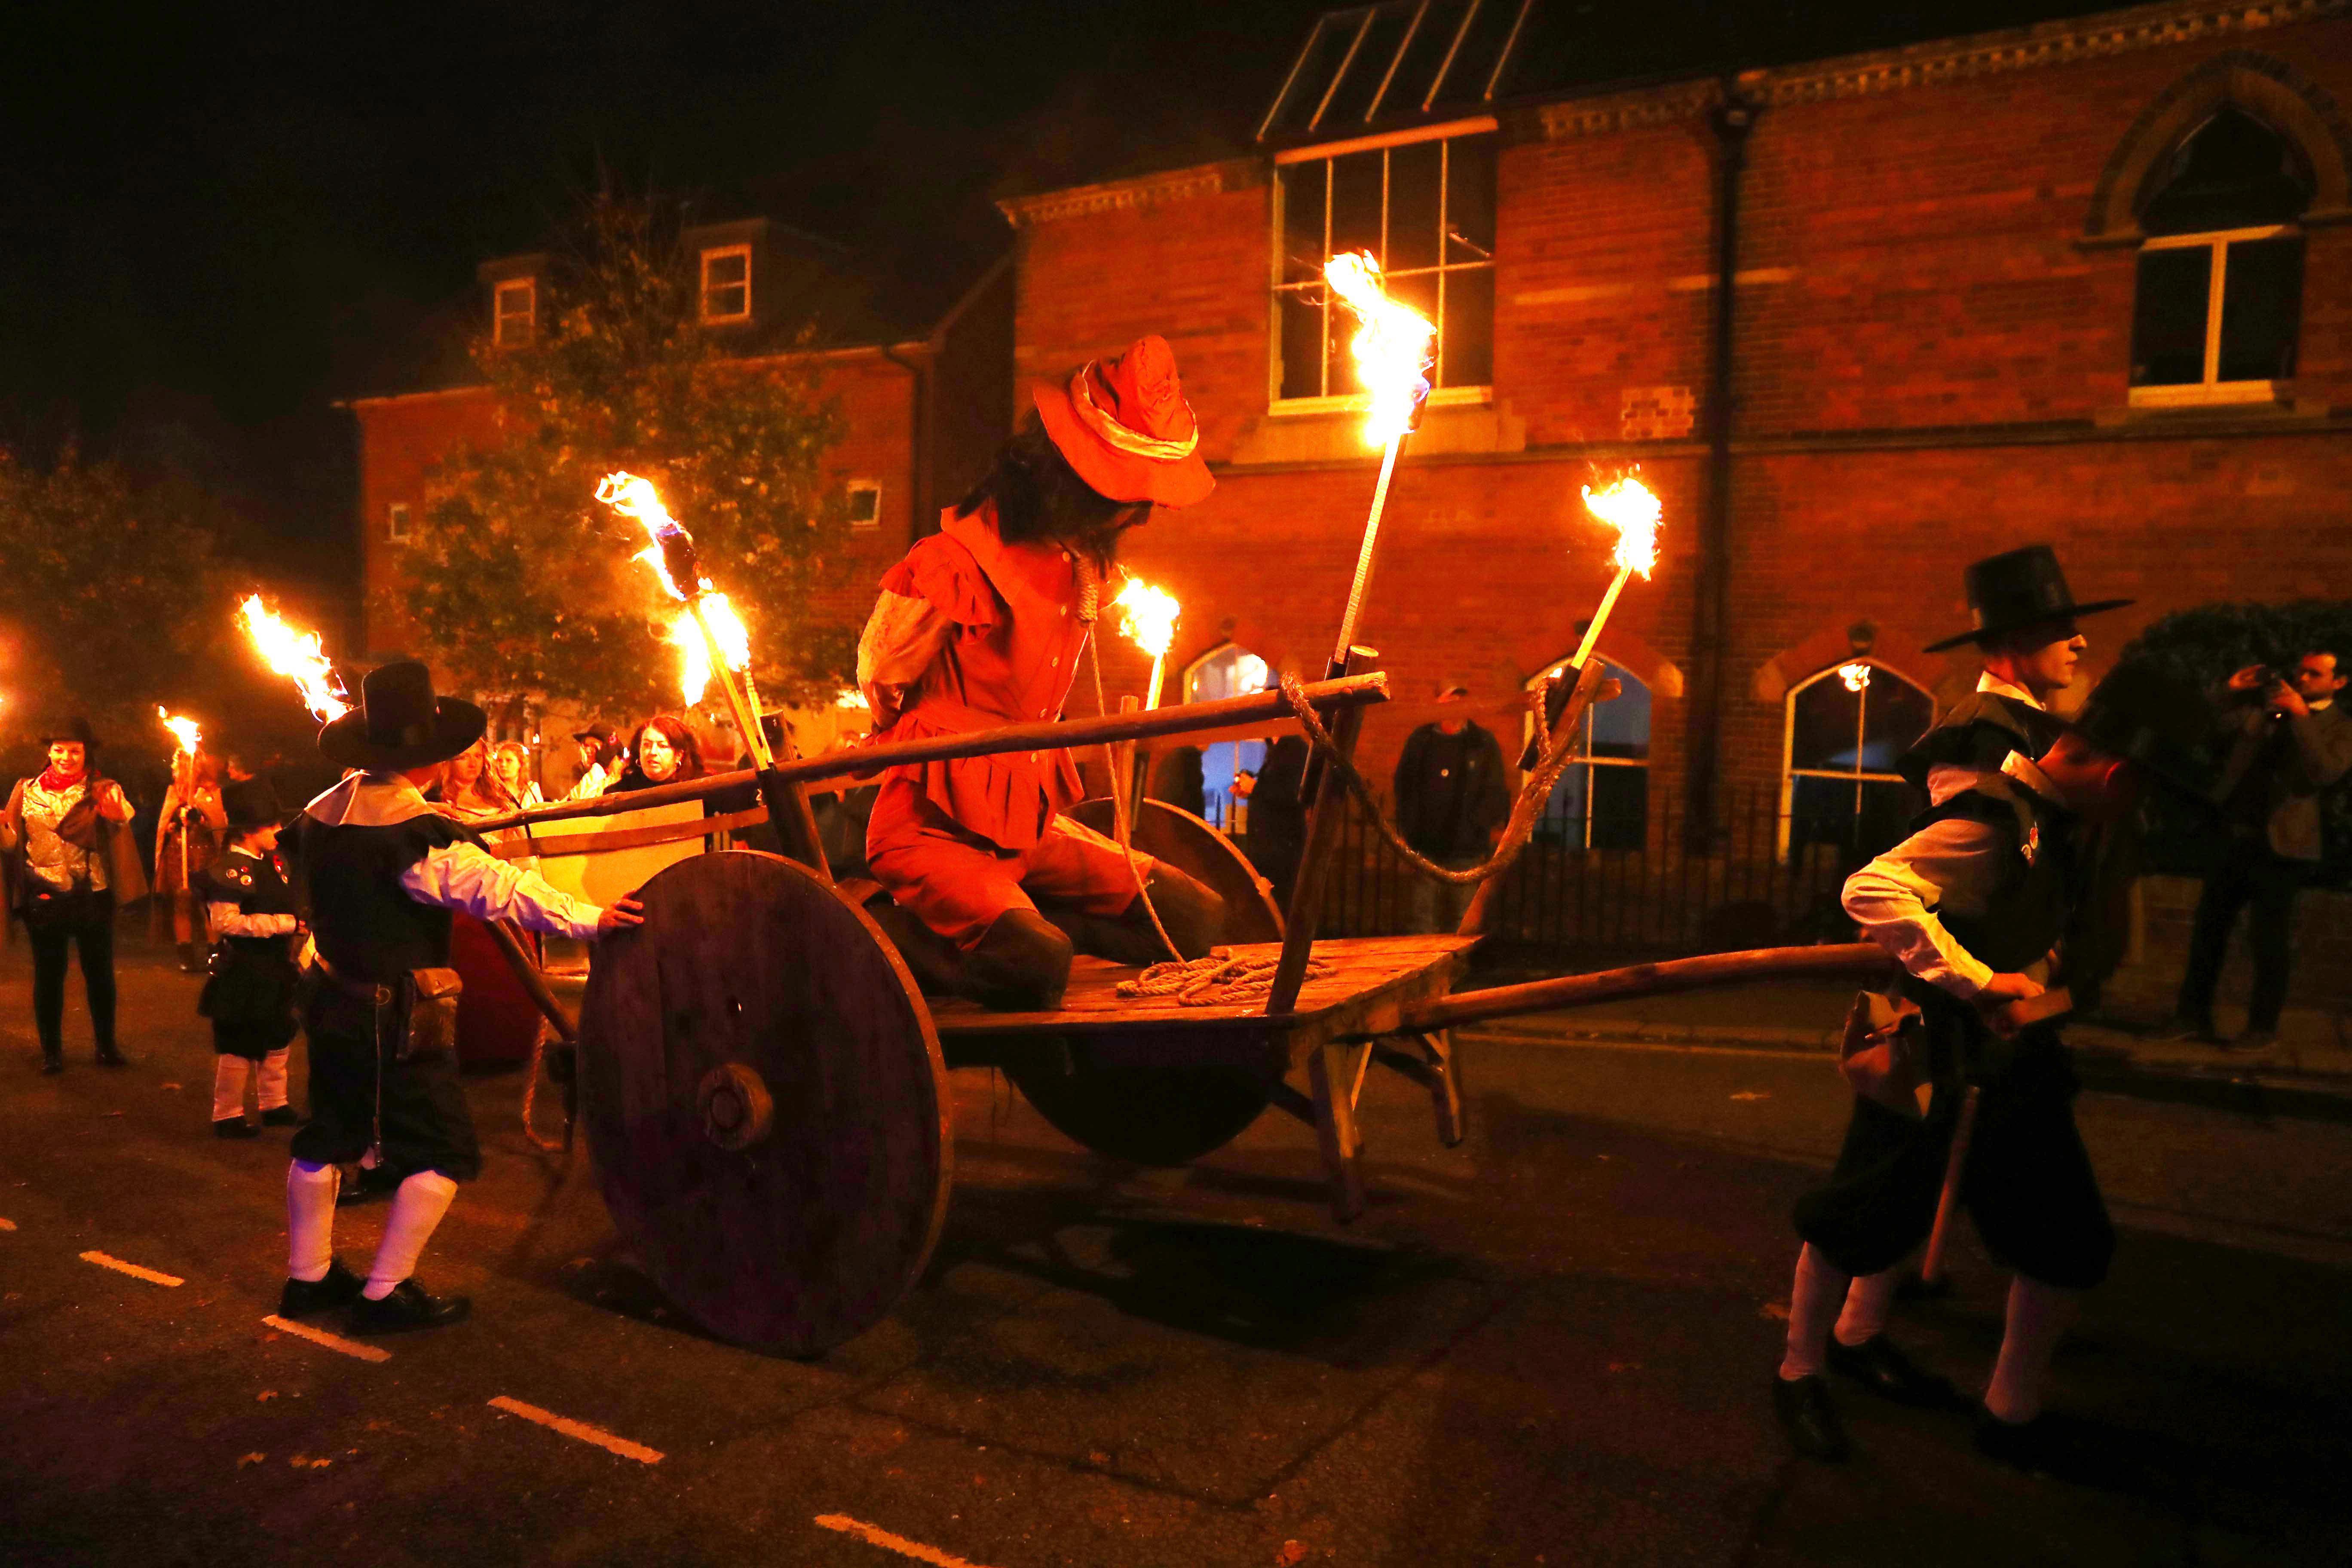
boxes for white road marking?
[487,1396,662,1464]
[260,1315,392,1363]
[79,1250,182,1287]
[815,1514,997,1568]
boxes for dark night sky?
[0,0,2122,607]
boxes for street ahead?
[4,942,2349,1567]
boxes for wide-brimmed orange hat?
[1032,335,1214,509]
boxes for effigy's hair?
[955,413,1146,569]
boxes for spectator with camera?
[2162,649,2352,1051]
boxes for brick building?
[1003,0,2352,872]
[351,217,1012,770]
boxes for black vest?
[291,812,470,984]
[1896,691,2067,792]
[1908,779,2076,977]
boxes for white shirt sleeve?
[1841,817,2008,999]
[207,902,299,938]
[399,841,605,940]
[856,589,952,727]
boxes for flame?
[834,688,868,710]
[238,595,352,721]
[1112,577,1180,659]
[597,470,694,600]
[1580,476,1662,579]
[1323,251,1435,445]
[157,707,201,757]
[1838,662,1874,694]
[664,594,751,707]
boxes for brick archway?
[1751,618,1947,709]
[2085,50,2352,241]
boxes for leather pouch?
[400,968,464,1063]
[1838,990,1928,1119]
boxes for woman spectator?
[605,715,707,794]
[155,747,227,972]
[433,737,509,823]
[3,720,145,1072]
[488,741,545,810]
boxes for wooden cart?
[477,667,1899,1356]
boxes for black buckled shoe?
[95,1043,126,1068]
[350,1279,471,1335]
[1975,1407,2064,1476]
[213,1116,260,1139]
[40,1051,63,1075]
[1825,1334,1957,1408]
[259,1106,300,1127]
[277,1259,365,1319]
[1771,1374,1850,1462]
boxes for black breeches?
[27,894,117,1054]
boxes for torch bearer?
[158,707,202,917]
[1110,576,1180,816]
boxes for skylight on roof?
[1258,0,1534,144]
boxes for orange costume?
[858,335,1222,977]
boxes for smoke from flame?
[1580,477,1662,579]
[1323,251,1435,445]
[157,707,201,758]
[1112,577,1180,659]
[238,596,352,721]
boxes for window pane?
[1588,663,1651,760]
[1790,775,1860,855]
[1329,150,1384,262]
[1439,265,1494,388]
[1790,675,1864,772]
[1445,136,1497,262]
[1279,162,1327,285]
[1853,781,1919,862]
[1859,674,1933,772]
[705,251,747,285]
[1387,266,1439,347]
[1539,764,1590,848]
[1387,140,1443,272]
[2218,235,2303,383]
[2130,246,2212,386]
[1589,763,1648,851]
[1278,287,1326,400]
[2138,107,2313,236]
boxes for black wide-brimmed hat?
[2062,660,2214,802]
[1923,545,2133,654]
[318,661,485,771]
[222,776,285,832]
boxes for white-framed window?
[1185,643,1271,832]
[492,279,535,346]
[1522,655,1649,850]
[1781,661,1935,861]
[2128,106,2310,407]
[845,481,882,530]
[700,244,752,324]
[386,501,412,544]
[1272,119,1496,407]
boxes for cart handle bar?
[1392,943,1902,1034]
[470,671,1391,835]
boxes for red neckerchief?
[38,765,87,793]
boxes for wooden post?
[1266,647,1374,1015]
[1309,1042,1371,1222]
[1458,656,1613,938]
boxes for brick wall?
[1007,4,2352,806]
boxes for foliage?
[397,194,857,723]
[2119,600,2352,886]
[0,448,229,778]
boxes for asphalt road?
[3,938,2349,1567]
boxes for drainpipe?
[1684,79,1758,857]
[878,341,933,536]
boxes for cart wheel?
[1069,797,1282,943]
[1001,1047,1280,1167]
[577,851,949,1356]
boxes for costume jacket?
[859,502,1098,851]
[287,772,604,1181]
[195,845,302,1055]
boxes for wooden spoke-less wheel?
[1067,797,1283,943]
[577,851,949,1357]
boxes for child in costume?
[196,778,303,1138]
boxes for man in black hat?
[195,777,304,1138]
[1772,660,2210,1474]
[276,662,644,1335]
[1904,545,2134,792]
[565,722,621,801]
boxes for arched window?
[1522,655,1650,850]
[2130,106,2312,407]
[1782,661,1934,861]
[1184,643,1271,830]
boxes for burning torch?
[1322,251,1434,679]
[1111,576,1180,814]
[158,707,202,893]
[1522,475,1663,769]
[595,472,772,771]
[238,595,353,723]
